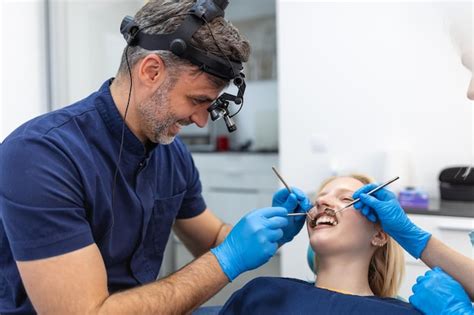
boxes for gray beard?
[139,81,177,145]
[152,115,176,145]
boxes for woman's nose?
[318,196,335,209]
[312,197,338,214]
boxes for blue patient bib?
[220,277,422,315]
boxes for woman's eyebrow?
[317,188,355,198]
[338,188,355,195]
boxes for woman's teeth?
[309,209,339,228]
[315,215,338,226]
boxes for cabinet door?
[174,240,280,307]
[399,262,430,300]
[204,188,260,225]
[398,214,474,300]
[435,221,474,258]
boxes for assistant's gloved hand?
[272,187,313,245]
[353,184,431,259]
[211,207,288,281]
[409,267,474,315]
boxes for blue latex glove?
[409,267,474,315]
[353,184,431,259]
[272,187,313,245]
[210,207,288,281]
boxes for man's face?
[467,76,474,101]
[461,51,474,100]
[137,69,223,144]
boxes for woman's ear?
[371,226,388,248]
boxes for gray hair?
[117,0,250,85]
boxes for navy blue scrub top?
[0,79,207,314]
[220,277,422,315]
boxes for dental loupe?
[120,0,246,132]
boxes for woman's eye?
[343,198,353,202]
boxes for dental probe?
[271,166,293,193]
[271,167,314,218]
[286,212,309,217]
[334,176,400,214]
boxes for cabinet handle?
[209,187,259,194]
[437,223,474,233]
[223,169,245,175]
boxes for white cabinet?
[172,153,281,306]
[205,190,260,225]
[174,239,280,307]
[398,214,474,300]
[193,153,280,225]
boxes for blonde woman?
[219,175,421,314]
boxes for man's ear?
[371,226,388,248]
[137,54,166,87]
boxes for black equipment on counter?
[438,166,474,201]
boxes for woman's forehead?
[319,177,365,195]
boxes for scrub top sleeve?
[176,150,207,219]
[0,136,94,261]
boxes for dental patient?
[219,175,421,314]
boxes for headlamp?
[120,0,246,132]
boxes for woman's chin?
[308,223,340,241]
[310,235,339,253]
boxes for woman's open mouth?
[309,208,339,228]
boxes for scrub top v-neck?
[0,79,207,314]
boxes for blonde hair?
[315,174,405,298]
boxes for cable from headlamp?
[201,16,244,131]
[228,75,245,119]
[110,13,209,224]
[110,19,175,227]
[120,3,246,133]
[109,44,133,232]
[111,7,246,211]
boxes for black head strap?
[120,0,241,80]
[120,0,246,132]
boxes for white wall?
[0,1,144,133]
[1,0,48,141]
[49,1,143,109]
[278,1,473,280]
